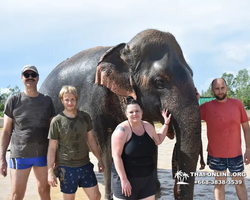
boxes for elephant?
[39,29,201,200]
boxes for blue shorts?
[9,156,47,169]
[207,154,244,173]
[58,162,98,194]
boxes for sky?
[0,0,250,95]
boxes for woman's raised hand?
[162,109,171,125]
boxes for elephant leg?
[101,138,112,200]
[92,117,118,200]
[148,121,161,197]
[154,147,161,199]
[171,143,178,198]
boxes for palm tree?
[182,172,189,182]
[174,170,183,181]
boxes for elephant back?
[39,46,111,114]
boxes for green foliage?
[0,85,21,117]
[0,104,4,117]
[201,86,213,97]
[221,72,235,98]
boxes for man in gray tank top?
[0,65,55,200]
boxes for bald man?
[199,78,250,200]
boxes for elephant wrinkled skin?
[40,29,201,200]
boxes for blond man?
[47,85,104,200]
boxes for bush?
[0,103,4,117]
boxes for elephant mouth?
[166,128,175,140]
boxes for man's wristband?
[164,123,169,126]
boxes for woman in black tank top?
[111,97,171,200]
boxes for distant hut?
[199,97,215,105]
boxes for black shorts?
[111,171,155,200]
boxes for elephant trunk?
[170,97,201,200]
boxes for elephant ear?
[95,43,137,99]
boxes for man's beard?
[214,93,227,101]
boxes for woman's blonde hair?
[59,85,78,100]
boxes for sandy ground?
[1,123,250,200]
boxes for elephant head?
[95,29,201,200]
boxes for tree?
[201,86,213,97]
[235,69,249,97]
[221,72,235,98]
[242,85,250,109]
[0,104,4,117]
[234,69,250,108]
[0,85,20,117]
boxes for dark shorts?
[9,156,47,169]
[207,154,244,173]
[58,162,97,194]
[111,171,155,200]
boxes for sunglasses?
[23,72,38,78]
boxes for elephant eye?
[154,78,165,88]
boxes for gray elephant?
[40,29,201,200]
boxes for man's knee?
[235,180,247,191]
[95,191,101,200]
[214,183,225,191]
[10,178,27,200]
[11,192,25,200]
[87,190,101,200]
[93,190,101,200]
[232,176,246,189]
[234,180,248,199]
[37,184,50,199]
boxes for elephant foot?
[105,192,113,200]
[155,190,162,199]
[155,178,161,199]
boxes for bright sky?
[1,0,250,94]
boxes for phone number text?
[195,180,242,185]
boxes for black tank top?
[112,121,157,177]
